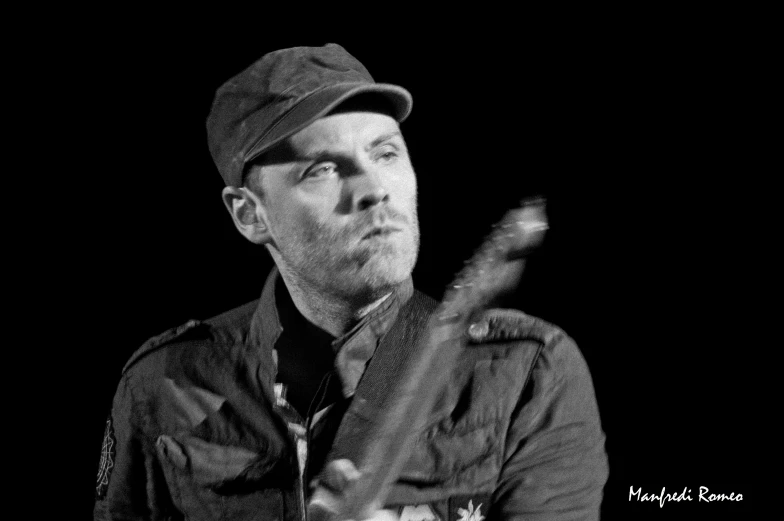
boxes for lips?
[361,226,402,240]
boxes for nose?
[352,169,389,212]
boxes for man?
[94,44,608,520]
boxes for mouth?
[362,226,402,240]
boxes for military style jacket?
[94,271,608,521]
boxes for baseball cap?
[207,43,413,187]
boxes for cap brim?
[244,82,412,171]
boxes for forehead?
[288,111,401,153]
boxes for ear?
[221,186,272,245]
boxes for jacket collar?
[249,267,414,397]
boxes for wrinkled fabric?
[94,270,608,520]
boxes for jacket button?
[468,321,490,341]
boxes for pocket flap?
[156,434,272,487]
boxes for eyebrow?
[298,131,404,161]
[364,131,403,152]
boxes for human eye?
[303,162,337,180]
[373,144,399,163]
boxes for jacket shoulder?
[121,299,260,375]
[121,319,205,374]
[467,308,566,346]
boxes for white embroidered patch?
[400,504,440,521]
[456,500,485,521]
[95,417,115,499]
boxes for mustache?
[341,206,411,239]
[359,206,408,227]
[297,205,416,246]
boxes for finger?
[322,458,362,492]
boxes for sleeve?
[491,333,609,521]
[93,372,181,521]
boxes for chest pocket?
[156,434,286,521]
[396,357,516,489]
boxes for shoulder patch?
[466,308,562,345]
[122,319,203,374]
[95,416,116,499]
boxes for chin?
[351,253,415,296]
[329,235,419,301]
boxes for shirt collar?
[249,268,414,396]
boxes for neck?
[275,267,393,338]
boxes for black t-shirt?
[274,280,344,419]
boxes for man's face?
[255,110,419,302]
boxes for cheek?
[267,187,321,223]
[270,198,339,246]
[390,168,418,206]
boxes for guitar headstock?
[440,196,548,318]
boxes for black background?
[47,16,772,520]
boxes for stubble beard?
[272,206,420,305]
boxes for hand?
[308,459,399,521]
